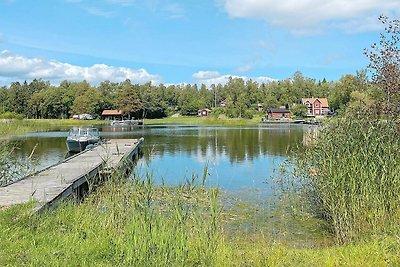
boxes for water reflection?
[100,125,304,162]
[10,125,306,192]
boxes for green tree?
[116,79,142,119]
[365,15,400,115]
[291,104,308,118]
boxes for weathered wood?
[0,138,143,210]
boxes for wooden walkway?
[0,138,144,210]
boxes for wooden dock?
[0,138,144,211]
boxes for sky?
[0,0,399,86]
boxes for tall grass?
[1,166,400,265]
[0,119,107,136]
[290,114,400,243]
[0,141,29,186]
[0,170,222,266]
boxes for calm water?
[10,124,308,196]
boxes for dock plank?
[0,138,143,210]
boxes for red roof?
[101,110,123,116]
[302,98,329,107]
[269,108,290,113]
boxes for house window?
[315,103,319,107]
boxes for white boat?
[110,120,131,126]
[66,127,100,153]
[110,119,142,126]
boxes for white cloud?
[222,0,400,34]
[0,50,161,85]
[334,15,383,34]
[236,64,253,73]
[192,70,221,80]
[192,70,275,87]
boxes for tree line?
[0,70,381,120]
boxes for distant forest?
[0,71,381,119]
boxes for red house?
[267,108,291,119]
[302,98,329,116]
[101,110,124,120]
[198,108,211,117]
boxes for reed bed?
[0,119,107,136]
[1,168,400,265]
[0,170,222,266]
[289,115,400,243]
[0,141,29,186]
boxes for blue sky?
[0,0,398,86]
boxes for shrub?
[0,112,24,120]
[243,110,254,119]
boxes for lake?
[10,124,309,197]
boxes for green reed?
[2,136,400,265]
[0,141,30,186]
[0,169,222,266]
[0,119,107,136]
[289,115,400,243]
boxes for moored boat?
[110,119,143,126]
[66,127,100,153]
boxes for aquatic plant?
[0,119,107,136]
[1,166,400,266]
[290,114,400,243]
[0,141,30,186]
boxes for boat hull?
[66,140,90,153]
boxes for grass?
[2,113,400,265]
[287,114,400,243]
[144,115,263,126]
[1,170,400,266]
[0,119,107,136]
[0,141,29,186]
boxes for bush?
[0,112,24,120]
[291,104,307,118]
[210,107,225,118]
[243,110,254,119]
[226,108,239,118]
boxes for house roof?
[269,108,290,113]
[198,108,211,112]
[302,98,329,107]
[101,110,123,116]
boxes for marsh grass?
[0,141,31,186]
[1,168,400,266]
[0,119,107,136]
[0,169,223,266]
[288,114,400,243]
[2,129,400,265]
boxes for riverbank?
[144,116,331,126]
[2,115,399,265]
[144,115,263,126]
[0,119,107,136]
[0,176,398,266]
